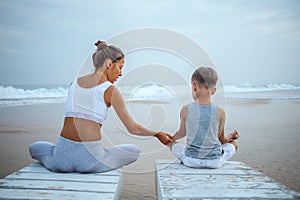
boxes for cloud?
[245,11,277,21]
[229,5,300,41]
[260,19,300,32]
[0,26,28,39]
[1,0,300,85]
[0,26,32,53]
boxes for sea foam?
[1,83,300,107]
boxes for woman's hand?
[155,132,174,145]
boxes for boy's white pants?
[171,143,236,168]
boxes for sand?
[0,98,299,199]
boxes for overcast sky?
[0,0,300,86]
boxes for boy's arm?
[172,106,187,141]
[218,108,240,144]
[218,108,229,144]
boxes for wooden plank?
[0,179,118,193]
[4,172,120,183]
[0,162,123,200]
[113,170,123,200]
[20,162,121,176]
[0,188,114,200]
[157,162,263,176]
[159,174,286,189]
[156,160,300,200]
[160,187,299,199]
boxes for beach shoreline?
[0,98,299,199]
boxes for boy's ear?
[192,81,197,91]
[211,87,217,95]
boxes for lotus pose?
[29,40,172,173]
[167,67,239,168]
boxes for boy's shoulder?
[184,102,195,109]
[216,106,226,120]
[181,104,188,113]
[216,105,224,112]
[179,104,189,119]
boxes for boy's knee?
[171,143,185,158]
[229,141,238,151]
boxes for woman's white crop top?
[65,80,112,124]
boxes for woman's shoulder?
[103,84,121,100]
[94,81,114,92]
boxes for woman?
[29,40,172,173]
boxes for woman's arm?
[172,106,187,141]
[105,85,159,136]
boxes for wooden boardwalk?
[0,162,123,200]
[156,160,300,199]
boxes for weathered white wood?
[0,162,123,200]
[0,188,114,200]
[113,170,123,200]
[160,187,298,199]
[159,174,287,189]
[0,179,118,193]
[157,161,263,176]
[5,172,120,183]
[20,162,120,176]
[156,160,300,199]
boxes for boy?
[168,67,239,168]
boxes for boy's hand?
[230,130,240,140]
[155,132,174,145]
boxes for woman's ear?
[104,59,113,69]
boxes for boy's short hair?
[191,67,218,89]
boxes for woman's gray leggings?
[29,136,141,173]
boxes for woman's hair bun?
[94,40,107,51]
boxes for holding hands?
[155,130,240,146]
[155,132,174,145]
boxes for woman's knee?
[99,144,141,170]
[29,141,55,159]
[130,144,141,154]
[119,144,141,155]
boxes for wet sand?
[0,99,299,199]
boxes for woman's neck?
[94,69,108,84]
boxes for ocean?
[1,83,300,108]
[1,83,300,198]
